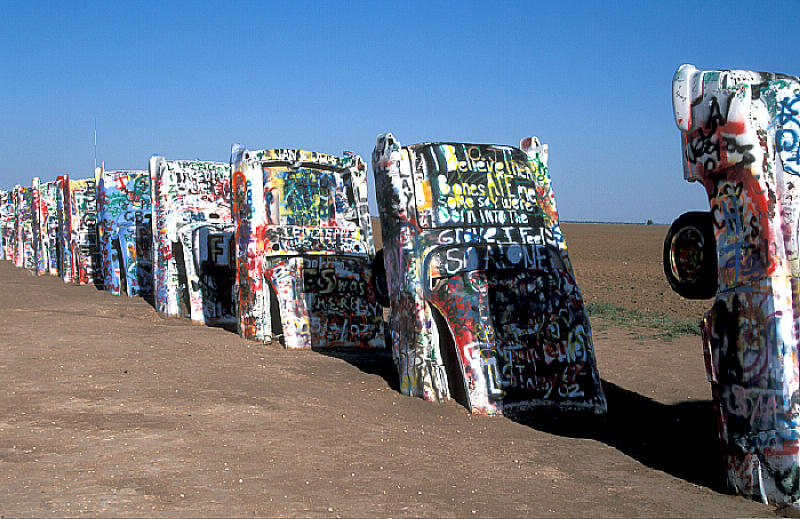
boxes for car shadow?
[314,348,400,392]
[311,352,727,492]
[303,344,742,499]
[507,380,727,492]
[140,291,156,309]
[137,291,240,334]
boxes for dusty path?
[0,224,783,517]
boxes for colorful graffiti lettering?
[149,157,234,325]
[97,169,153,296]
[36,180,61,276]
[177,222,236,324]
[56,175,74,283]
[777,92,800,176]
[232,145,383,348]
[414,143,554,229]
[0,190,16,261]
[14,185,36,270]
[68,175,103,286]
[373,133,606,415]
[31,177,44,274]
[673,64,800,507]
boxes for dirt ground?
[0,223,786,517]
[563,223,710,323]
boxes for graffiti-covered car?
[37,179,61,276]
[231,146,383,349]
[31,177,44,274]
[97,168,153,296]
[0,190,16,261]
[149,157,235,326]
[67,175,103,286]
[14,184,36,270]
[372,133,607,415]
[668,64,800,506]
[55,175,74,283]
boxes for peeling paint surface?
[97,169,152,296]
[232,147,383,348]
[149,157,234,325]
[673,64,800,507]
[373,133,606,415]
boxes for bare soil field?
[0,223,786,517]
[563,223,709,334]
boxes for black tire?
[663,211,717,300]
[372,249,390,308]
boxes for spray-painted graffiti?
[97,169,152,296]
[231,146,383,348]
[149,157,234,325]
[55,175,73,282]
[777,92,800,176]
[177,222,236,324]
[672,64,800,507]
[68,175,103,286]
[31,178,43,274]
[0,190,16,261]
[37,180,61,276]
[14,185,36,270]
[373,133,606,415]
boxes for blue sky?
[1,1,797,224]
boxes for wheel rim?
[669,226,706,283]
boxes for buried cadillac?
[666,64,800,507]
[372,133,607,415]
[231,146,384,350]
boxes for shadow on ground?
[307,352,728,495]
[314,348,400,392]
[509,380,727,492]
[139,292,240,334]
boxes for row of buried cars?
[0,139,608,417]
[2,64,800,508]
